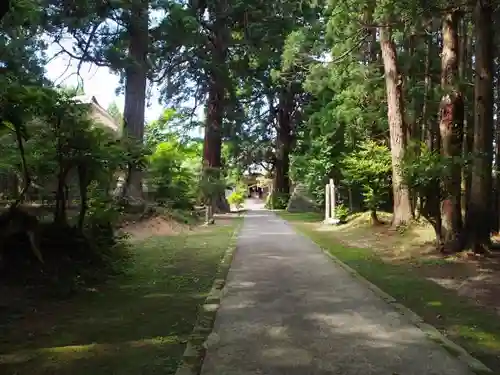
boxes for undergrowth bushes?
[265,191,290,209]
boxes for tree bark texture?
[203,78,223,172]
[439,11,464,251]
[203,0,230,213]
[460,16,474,223]
[122,0,148,202]
[467,0,494,251]
[420,20,443,248]
[379,26,412,227]
[273,88,293,197]
[494,76,500,233]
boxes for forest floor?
[278,211,500,370]
[0,212,242,375]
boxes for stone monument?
[324,179,340,225]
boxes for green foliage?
[107,102,123,127]
[86,182,123,235]
[335,203,350,222]
[290,130,341,206]
[85,186,131,277]
[265,191,290,210]
[0,80,138,287]
[400,143,446,193]
[199,166,226,203]
[228,191,245,210]
[342,140,392,212]
[144,108,181,149]
[0,87,133,203]
[147,139,197,209]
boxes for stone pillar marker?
[329,178,335,219]
[324,179,340,225]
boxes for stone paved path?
[201,202,474,375]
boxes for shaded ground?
[201,208,475,375]
[303,211,500,317]
[279,211,500,371]
[0,209,197,317]
[0,216,241,375]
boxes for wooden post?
[325,184,330,221]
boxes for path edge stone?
[286,219,493,375]
[174,219,242,375]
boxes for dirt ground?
[121,216,191,240]
[315,212,500,316]
[121,212,241,240]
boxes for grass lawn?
[0,219,241,375]
[278,211,500,371]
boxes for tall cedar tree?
[467,0,494,252]
[379,25,413,227]
[438,11,464,251]
[121,0,149,201]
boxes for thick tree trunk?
[203,77,229,213]
[406,32,419,217]
[122,0,148,204]
[379,26,412,227]
[421,20,433,150]
[203,81,223,172]
[439,11,464,251]
[460,17,470,221]
[203,0,230,213]
[467,0,494,252]
[405,33,418,143]
[421,19,443,249]
[273,89,293,198]
[494,77,500,233]
[463,18,474,226]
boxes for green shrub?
[228,191,245,210]
[335,204,349,222]
[265,191,290,209]
[148,141,197,209]
[342,140,391,214]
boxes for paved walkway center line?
[200,201,474,375]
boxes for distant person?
[258,187,263,199]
